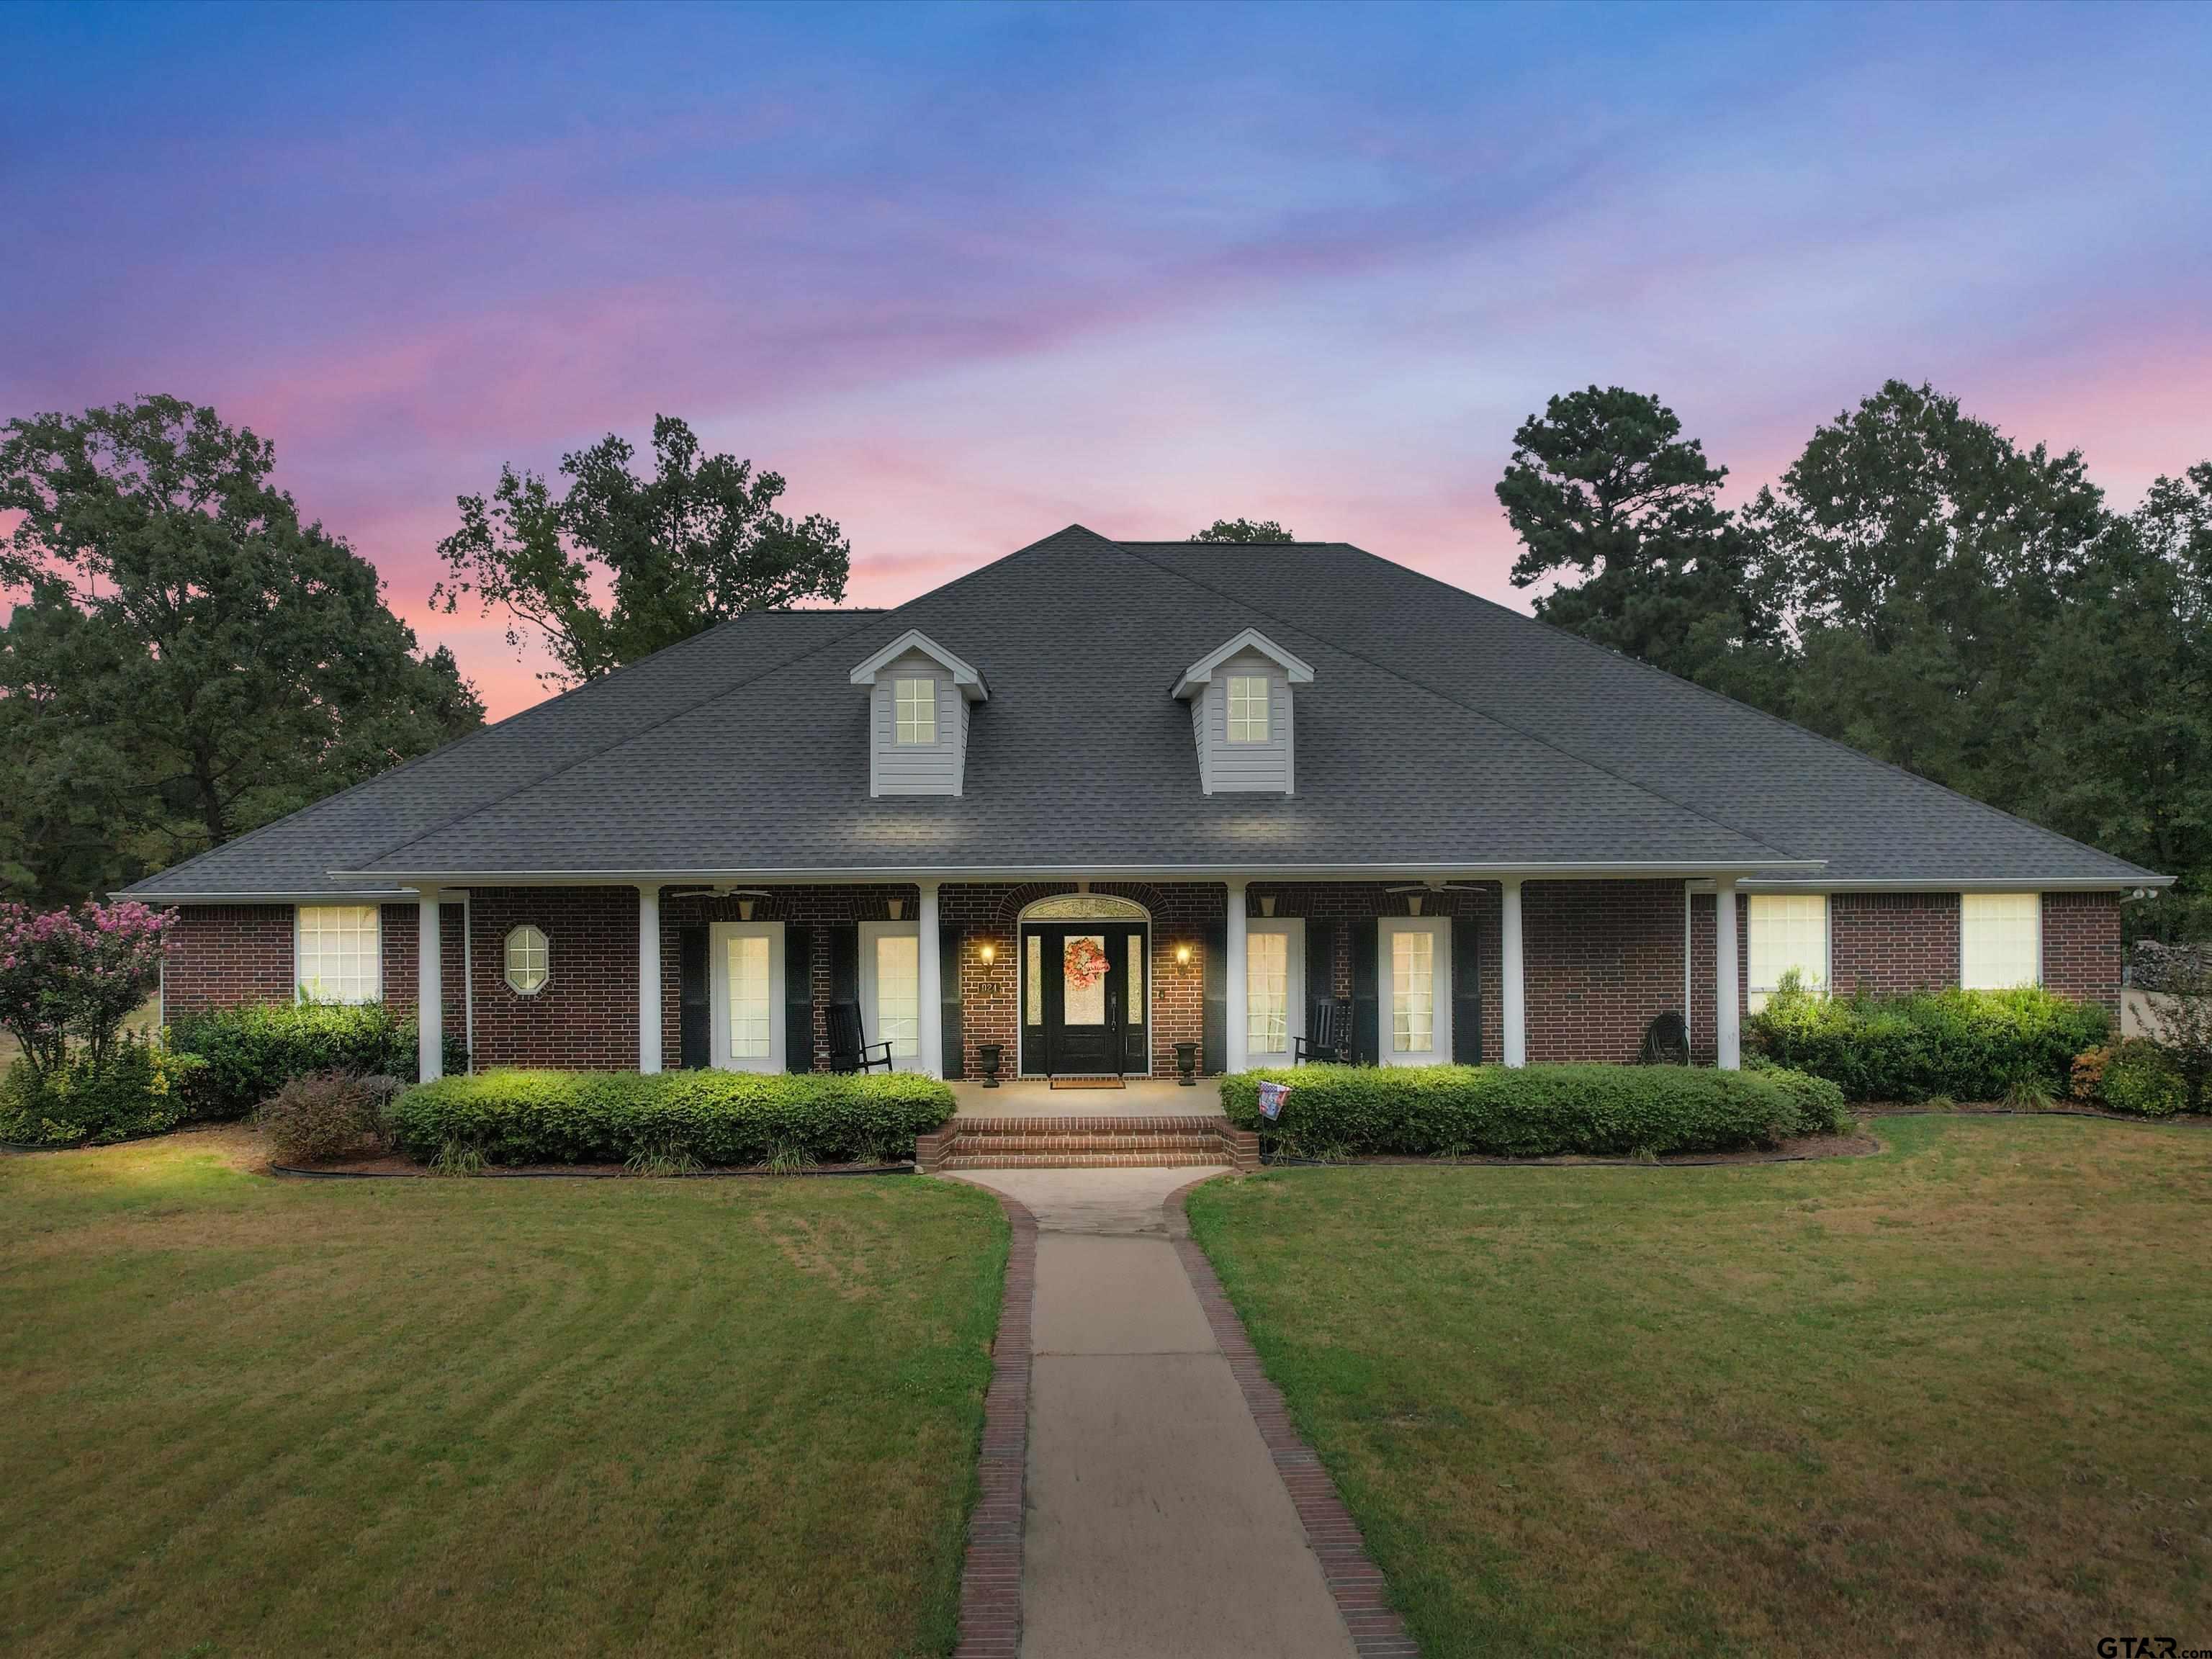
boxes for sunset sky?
[6,1,2208,717]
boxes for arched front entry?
[1017,894,1151,1077]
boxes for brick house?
[125,526,2164,1082]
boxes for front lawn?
[1,1130,1006,1658]
[1188,1116,2212,1658]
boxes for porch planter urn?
[1174,1041,1199,1086]
[976,1042,1004,1087]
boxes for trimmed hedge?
[2097,1040,2190,1119]
[1220,1063,1848,1160]
[387,1069,957,1168]
[0,1036,210,1147]
[169,1001,467,1120]
[1747,984,2109,1104]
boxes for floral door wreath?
[1062,935,1112,989]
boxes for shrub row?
[2074,1040,2193,1118]
[1220,1062,1848,1160]
[1747,984,2108,1104]
[387,1069,956,1169]
[168,1001,467,1120]
[0,1035,210,1147]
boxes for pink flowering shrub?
[0,900,171,1079]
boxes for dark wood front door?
[1022,924,1147,1076]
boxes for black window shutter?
[828,922,859,1007]
[1305,919,1336,1027]
[785,924,815,1072]
[1201,919,1227,1075]
[939,922,963,1079]
[1452,916,1483,1065]
[678,926,710,1069]
[1351,920,1380,1066]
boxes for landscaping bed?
[1188,1114,2212,1658]
[1223,1061,1848,1160]
[1,1125,1007,1659]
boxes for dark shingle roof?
[123,526,2160,899]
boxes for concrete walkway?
[948,1167,1358,1659]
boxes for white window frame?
[295,904,382,1004]
[1747,894,1830,1013]
[1961,892,2041,989]
[860,920,923,1066]
[709,920,785,1073]
[1226,673,1270,744]
[1244,917,1305,1060]
[894,675,936,745]
[503,925,549,996]
[1377,917,1451,1066]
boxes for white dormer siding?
[1174,627,1314,796]
[848,629,989,798]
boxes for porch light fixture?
[738,897,755,922]
[978,940,997,963]
[1257,894,1276,917]
[1175,943,1192,967]
[1406,892,1425,916]
[887,897,904,920]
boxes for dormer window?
[850,630,987,797]
[896,676,936,745]
[1174,628,1315,796]
[1227,675,1269,743]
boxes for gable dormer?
[850,629,988,797]
[1173,628,1314,796]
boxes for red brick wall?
[2042,891,2122,1010]
[162,905,295,1015]
[467,887,637,1069]
[1524,879,1685,1064]
[1831,892,1960,997]
[379,902,468,1040]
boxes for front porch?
[398,873,1756,1084]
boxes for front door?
[1022,924,1147,1075]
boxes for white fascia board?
[848,629,989,701]
[333,858,1829,886]
[110,888,419,905]
[1738,876,2170,894]
[1172,628,1317,700]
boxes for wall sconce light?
[1175,943,1192,967]
[978,941,997,963]
[887,897,904,920]
[1257,894,1277,917]
[738,898,756,922]
[1406,892,1425,916]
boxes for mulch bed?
[1857,1102,2212,1125]
[1260,1128,1882,1169]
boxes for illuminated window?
[727,935,773,1058]
[1025,932,1042,1025]
[1391,929,1434,1052]
[1226,675,1269,743]
[1747,894,1828,1012]
[1961,893,2040,989]
[1246,930,1290,1053]
[874,931,921,1056]
[297,905,380,1004]
[895,676,935,745]
[503,925,549,995]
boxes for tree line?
[4,388,2203,941]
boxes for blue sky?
[5,1,2207,711]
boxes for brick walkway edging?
[1166,1176,1419,1658]
[952,1189,1037,1659]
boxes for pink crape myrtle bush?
[0,900,171,1079]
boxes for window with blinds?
[297,905,381,1004]
[1961,893,2040,989]
[1746,894,1827,1012]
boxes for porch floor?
[948,1078,1220,1118]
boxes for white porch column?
[1715,880,1742,1071]
[415,888,443,1084]
[1501,878,1527,1067]
[916,881,943,1079]
[637,884,662,1074]
[1224,881,1249,1074]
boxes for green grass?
[1,1129,1007,1658]
[1188,1116,2212,1658]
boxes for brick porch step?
[917,1113,1259,1172]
